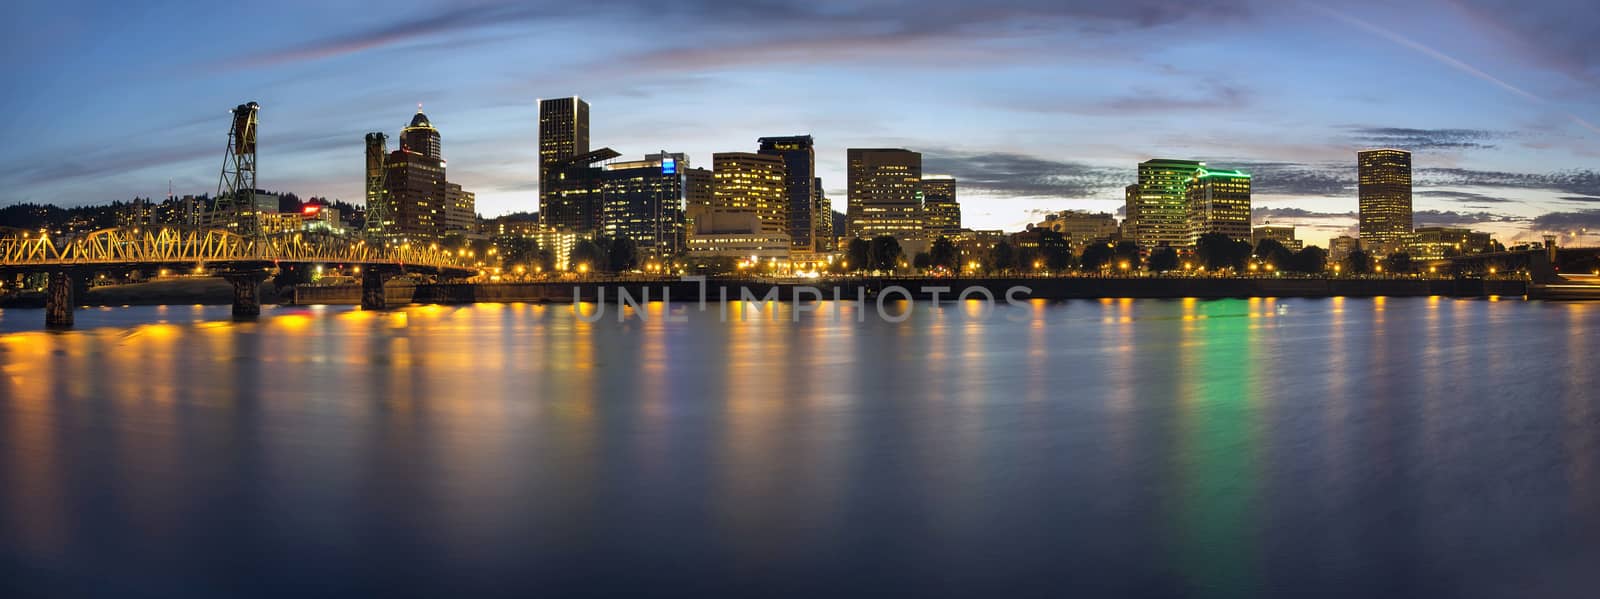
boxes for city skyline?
[3,1,1599,248]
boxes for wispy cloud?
[1220,161,1353,196]
[1348,127,1502,150]
[922,150,1124,198]
[1310,1,1600,135]
[228,0,1258,73]
[1251,206,1355,222]
[1413,209,1521,227]
[1532,209,1600,231]
[1416,189,1515,203]
[1420,168,1600,196]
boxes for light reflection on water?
[1,299,1598,597]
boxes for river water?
[1,298,1597,597]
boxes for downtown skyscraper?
[600,153,689,257]
[757,136,818,253]
[1358,149,1413,255]
[539,96,591,225]
[921,175,960,239]
[711,152,789,238]
[365,109,449,241]
[1186,168,1252,245]
[1128,159,1204,250]
[847,148,923,244]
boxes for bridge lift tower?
[364,132,390,240]
[212,101,261,236]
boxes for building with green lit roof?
[1186,167,1252,245]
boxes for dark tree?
[1254,238,1293,269]
[1016,247,1040,272]
[1383,252,1413,274]
[990,241,1017,273]
[570,239,606,272]
[1038,230,1074,271]
[1343,248,1372,274]
[1287,246,1327,273]
[607,236,639,272]
[846,238,870,272]
[867,235,903,271]
[500,236,541,268]
[1148,247,1180,272]
[1081,243,1115,271]
[912,252,932,270]
[1113,241,1142,271]
[929,236,960,271]
[1196,233,1249,271]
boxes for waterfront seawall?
[292,277,1529,305]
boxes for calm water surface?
[1,298,1597,597]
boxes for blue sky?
[2,0,1597,247]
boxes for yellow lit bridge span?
[0,227,476,327]
[0,227,469,272]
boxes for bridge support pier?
[361,269,396,310]
[45,270,78,329]
[222,271,268,319]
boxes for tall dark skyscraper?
[757,135,817,252]
[1358,148,1413,254]
[539,97,591,215]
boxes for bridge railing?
[0,228,468,271]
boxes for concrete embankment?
[0,277,280,308]
[291,277,1529,306]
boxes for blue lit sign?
[662,157,677,174]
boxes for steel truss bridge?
[0,227,475,327]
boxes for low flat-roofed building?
[1252,225,1303,251]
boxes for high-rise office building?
[381,109,448,241]
[757,135,818,252]
[541,147,619,233]
[712,152,788,236]
[847,148,923,242]
[1130,159,1204,250]
[921,175,960,239]
[444,182,476,236]
[683,166,714,234]
[1186,168,1252,245]
[539,97,591,214]
[813,177,834,251]
[601,153,689,257]
[1358,149,1413,255]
